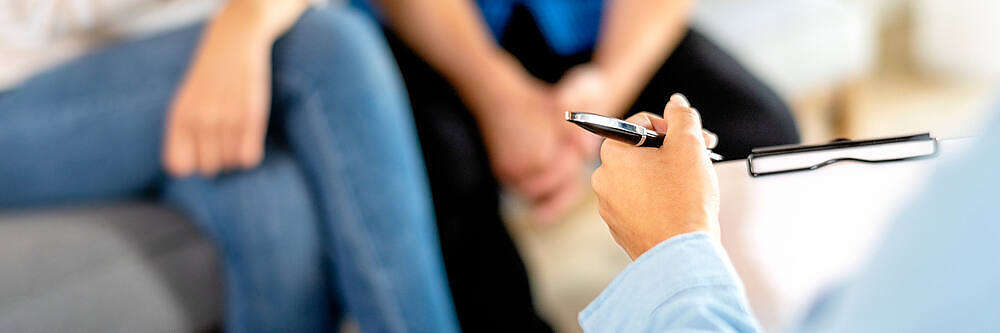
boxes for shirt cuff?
[579,232,748,331]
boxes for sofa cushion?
[0,202,221,332]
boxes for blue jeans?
[0,7,458,333]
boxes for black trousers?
[382,7,799,332]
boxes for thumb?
[663,93,707,150]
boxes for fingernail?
[707,131,719,149]
[670,93,691,108]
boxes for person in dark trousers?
[354,0,800,331]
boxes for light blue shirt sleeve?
[579,232,761,332]
[582,111,1000,332]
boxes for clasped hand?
[470,58,632,223]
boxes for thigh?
[630,29,801,160]
[0,24,203,206]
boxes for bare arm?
[596,0,695,116]
[373,0,531,117]
[565,0,696,118]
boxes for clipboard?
[746,133,940,177]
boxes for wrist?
[631,216,719,260]
[214,0,308,46]
[206,11,272,56]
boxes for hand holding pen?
[589,94,724,259]
[566,93,723,161]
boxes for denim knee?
[272,7,405,100]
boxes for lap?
[0,24,204,206]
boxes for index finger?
[664,94,706,145]
[625,112,669,133]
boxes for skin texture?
[591,94,720,260]
[375,0,694,222]
[162,0,308,177]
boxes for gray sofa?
[0,203,221,332]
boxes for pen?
[565,112,724,161]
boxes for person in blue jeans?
[587,94,1000,331]
[0,2,457,332]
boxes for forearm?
[183,0,309,78]
[594,0,695,116]
[373,0,520,117]
[208,0,310,50]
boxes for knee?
[271,7,421,154]
[273,7,400,92]
[752,93,801,145]
[720,80,801,147]
[271,6,413,133]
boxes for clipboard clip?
[747,133,940,177]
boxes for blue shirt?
[351,0,604,56]
[583,110,1000,331]
[477,0,603,55]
